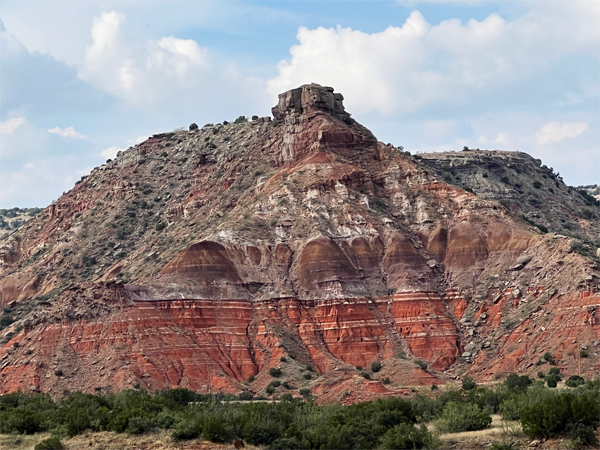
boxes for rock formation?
[0,84,598,401]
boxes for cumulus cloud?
[477,132,509,146]
[534,122,588,145]
[100,145,124,159]
[79,11,264,115]
[269,2,599,115]
[0,117,25,135]
[48,126,86,139]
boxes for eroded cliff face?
[1,84,599,401]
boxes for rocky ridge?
[0,84,598,401]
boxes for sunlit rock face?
[1,85,598,401]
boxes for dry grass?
[0,433,51,450]
[0,431,263,450]
[427,414,525,442]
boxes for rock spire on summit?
[272,84,348,122]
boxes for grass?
[0,430,263,450]
[431,415,524,441]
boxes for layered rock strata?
[1,84,598,400]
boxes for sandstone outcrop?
[1,84,598,400]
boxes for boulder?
[517,255,533,265]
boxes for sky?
[0,0,598,208]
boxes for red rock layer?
[0,291,460,395]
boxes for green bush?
[545,373,561,388]
[504,373,532,392]
[520,391,600,439]
[566,423,597,447]
[126,414,154,434]
[299,388,312,401]
[34,436,64,450]
[280,356,287,362]
[360,371,371,380]
[203,415,231,442]
[542,352,556,365]
[266,380,281,395]
[378,423,434,449]
[238,392,253,401]
[436,402,492,433]
[548,367,560,375]
[371,361,382,373]
[172,416,202,440]
[565,375,585,388]
[462,377,477,391]
[269,367,282,377]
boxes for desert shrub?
[172,416,202,440]
[378,423,434,449]
[542,352,556,365]
[126,414,154,434]
[280,356,287,362]
[360,371,371,380]
[355,365,363,371]
[203,415,231,442]
[533,181,542,189]
[565,375,585,388]
[34,436,64,450]
[415,360,427,370]
[0,314,14,329]
[436,402,492,433]
[548,367,560,375]
[382,377,390,385]
[545,373,561,388]
[566,423,598,447]
[266,380,281,395]
[269,367,282,377]
[303,372,312,380]
[504,373,532,392]
[520,390,600,439]
[238,392,253,401]
[462,377,477,391]
[54,369,63,376]
[67,409,92,436]
[371,361,382,373]
[299,388,312,401]
[0,408,44,434]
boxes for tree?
[462,377,477,391]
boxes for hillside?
[1,84,598,401]
[417,150,600,244]
[0,208,43,238]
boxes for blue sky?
[0,0,598,207]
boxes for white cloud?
[477,132,509,146]
[0,117,25,135]
[534,122,589,145]
[47,126,86,139]
[78,11,264,116]
[269,2,599,115]
[100,145,124,160]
